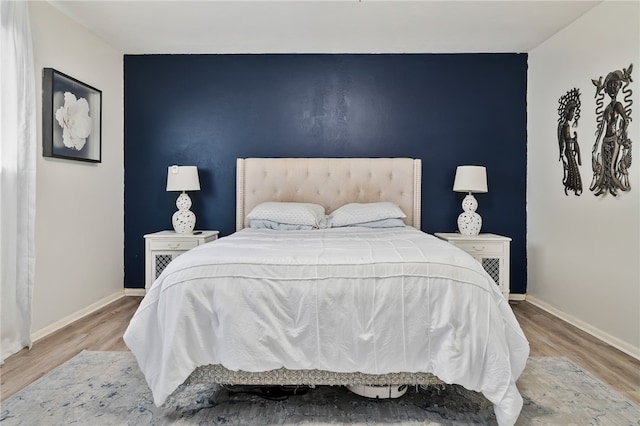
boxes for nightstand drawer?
[149,239,198,251]
[434,233,511,300]
[452,242,503,255]
[144,230,219,290]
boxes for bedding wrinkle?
[399,265,408,370]
[348,277,374,370]
[389,238,409,370]
[314,232,323,366]
[365,233,379,373]
[314,267,321,367]
[156,287,212,405]
[246,279,314,367]
[371,274,379,374]
[480,293,493,383]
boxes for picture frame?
[42,68,102,163]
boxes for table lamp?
[453,165,488,235]
[166,165,200,233]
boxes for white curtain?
[0,1,36,363]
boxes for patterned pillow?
[247,202,325,227]
[341,218,406,228]
[328,202,406,227]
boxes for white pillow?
[328,202,406,227]
[247,202,325,227]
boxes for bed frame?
[236,157,422,230]
[178,157,440,394]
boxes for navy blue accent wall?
[125,54,527,292]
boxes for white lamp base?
[457,193,482,235]
[172,192,196,233]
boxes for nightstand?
[434,233,511,300]
[144,230,219,290]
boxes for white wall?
[528,1,639,356]
[29,1,124,334]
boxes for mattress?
[124,226,529,425]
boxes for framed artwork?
[42,68,102,163]
[590,64,633,196]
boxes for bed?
[124,157,529,426]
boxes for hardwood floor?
[0,295,142,402]
[1,297,639,405]
[512,300,640,404]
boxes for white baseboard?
[526,295,640,360]
[124,288,146,296]
[509,293,526,301]
[30,290,125,343]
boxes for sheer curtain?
[1,1,36,363]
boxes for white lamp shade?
[166,165,200,192]
[453,166,488,193]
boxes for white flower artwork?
[43,68,102,162]
[54,92,93,151]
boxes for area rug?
[1,351,639,425]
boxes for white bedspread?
[124,227,529,425]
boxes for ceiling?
[48,0,601,55]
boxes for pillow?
[341,218,406,228]
[328,202,406,227]
[250,219,314,231]
[246,202,325,227]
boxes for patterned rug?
[1,351,638,425]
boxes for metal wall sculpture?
[590,64,633,196]
[557,88,583,195]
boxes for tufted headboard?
[236,158,422,231]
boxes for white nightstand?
[144,230,219,290]
[434,233,511,300]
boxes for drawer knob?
[472,245,485,251]
[168,243,181,249]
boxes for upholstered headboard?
[236,158,422,230]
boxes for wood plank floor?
[0,295,141,402]
[1,297,639,404]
